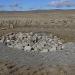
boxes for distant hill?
[0,9,75,14]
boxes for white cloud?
[49,0,75,7]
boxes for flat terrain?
[0,10,75,75]
[0,10,75,42]
[0,42,75,75]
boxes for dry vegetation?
[0,10,75,42]
[0,60,75,75]
[0,10,75,75]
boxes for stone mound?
[0,32,64,52]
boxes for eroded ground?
[0,10,75,75]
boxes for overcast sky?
[0,0,75,11]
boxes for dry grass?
[0,10,75,42]
[11,65,75,75]
[0,10,75,74]
[0,60,75,75]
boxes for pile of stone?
[0,32,64,52]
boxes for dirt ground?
[0,10,75,75]
[0,60,75,75]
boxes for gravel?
[0,32,64,53]
[0,42,75,67]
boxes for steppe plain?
[0,10,75,75]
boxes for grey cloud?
[0,5,6,11]
[9,4,19,8]
[49,0,75,7]
[9,3,24,11]
[0,5,5,8]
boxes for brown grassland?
[0,10,75,42]
[0,60,75,75]
[0,10,75,75]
